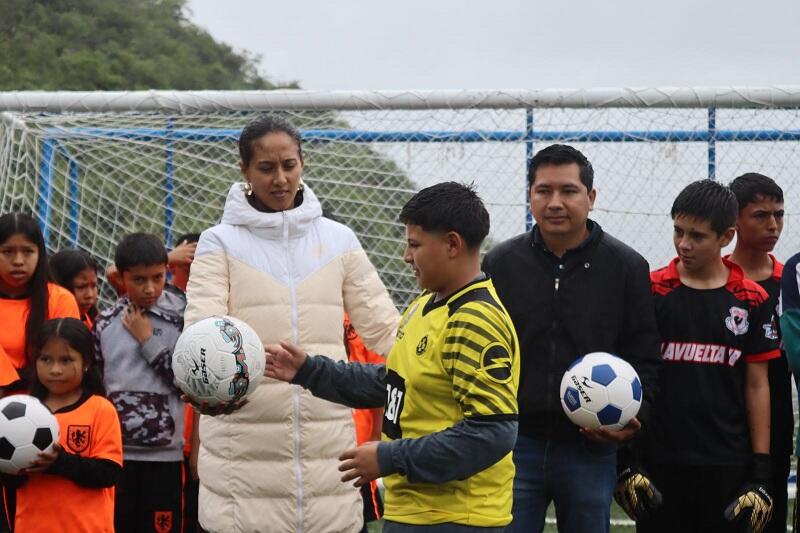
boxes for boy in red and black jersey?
[624,180,779,533]
[727,173,790,533]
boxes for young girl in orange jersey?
[49,250,100,330]
[0,213,80,390]
[12,317,122,533]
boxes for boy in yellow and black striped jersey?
[266,182,520,533]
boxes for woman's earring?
[298,178,305,192]
[244,182,253,197]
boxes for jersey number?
[383,369,406,439]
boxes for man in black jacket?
[482,144,661,533]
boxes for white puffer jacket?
[185,183,400,533]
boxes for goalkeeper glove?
[614,465,663,522]
[723,453,773,533]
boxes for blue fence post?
[68,158,80,247]
[707,107,717,180]
[36,139,56,245]
[164,117,175,248]
[525,108,534,231]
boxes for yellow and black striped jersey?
[382,277,520,527]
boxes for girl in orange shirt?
[0,213,80,389]
[14,317,122,533]
[49,250,99,330]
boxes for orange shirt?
[344,315,385,444]
[15,394,123,533]
[0,284,80,386]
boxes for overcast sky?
[187,0,800,90]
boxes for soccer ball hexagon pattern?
[172,315,266,407]
[559,352,642,431]
[0,395,60,474]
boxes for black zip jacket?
[482,221,661,441]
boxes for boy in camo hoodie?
[94,233,186,533]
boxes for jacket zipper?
[547,276,560,435]
[285,213,305,533]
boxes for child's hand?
[168,240,197,267]
[24,443,61,473]
[265,341,308,383]
[122,304,153,345]
[338,442,380,487]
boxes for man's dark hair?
[399,182,490,249]
[239,114,303,167]
[728,173,783,211]
[671,180,738,236]
[528,144,594,191]
[114,233,168,273]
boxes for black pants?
[638,463,748,533]
[183,455,200,533]
[115,460,183,533]
[766,453,790,533]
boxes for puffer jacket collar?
[220,182,322,240]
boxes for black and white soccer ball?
[172,315,266,407]
[0,395,60,474]
[559,352,642,431]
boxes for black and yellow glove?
[614,465,663,522]
[723,454,773,533]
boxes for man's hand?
[182,394,248,417]
[122,304,153,345]
[581,417,641,443]
[339,441,380,487]
[614,464,663,521]
[24,444,61,473]
[265,341,308,383]
[168,240,197,267]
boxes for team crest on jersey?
[66,425,90,453]
[481,343,513,383]
[725,306,749,336]
[154,511,173,533]
[416,335,429,355]
[763,318,779,340]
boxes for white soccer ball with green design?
[172,316,266,407]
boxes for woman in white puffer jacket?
[185,116,400,533]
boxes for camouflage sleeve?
[140,336,177,389]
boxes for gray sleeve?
[291,354,386,409]
[376,417,518,484]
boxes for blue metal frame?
[525,109,534,231]
[37,118,800,246]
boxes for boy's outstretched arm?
[266,341,385,408]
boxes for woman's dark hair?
[49,249,99,321]
[0,213,50,363]
[238,115,303,168]
[30,318,105,401]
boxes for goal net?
[1,88,800,308]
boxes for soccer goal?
[1,87,800,308]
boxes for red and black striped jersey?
[647,257,780,465]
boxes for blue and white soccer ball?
[0,395,60,474]
[172,315,266,407]
[559,352,642,431]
